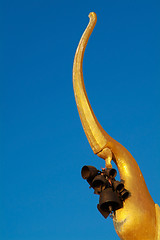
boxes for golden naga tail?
[72,12,159,240]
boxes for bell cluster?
[81,165,130,219]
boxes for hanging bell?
[104,168,117,178]
[120,189,130,201]
[113,180,124,193]
[97,204,110,219]
[92,175,109,194]
[81,165,99,185]
[99,188,123,212]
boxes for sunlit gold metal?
[72,12,160,240]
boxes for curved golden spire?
[73,12,111,155]
[73,12,158,239]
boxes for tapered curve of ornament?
[73,12,159,239]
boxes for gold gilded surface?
[155,204,160,239]
[72,12,159,239]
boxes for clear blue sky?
[1,0,160,240]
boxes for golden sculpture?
[72,12,160,240]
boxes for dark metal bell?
[97,204,110,219]
[92,175,107,188]
[92,175,108,194]
[113,180,124,193]
[104,168,117,178]
[99,188,123,212]
[120,189,130,201]
[81,166,98,184]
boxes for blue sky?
[1,0,160,239]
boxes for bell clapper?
[110,210,115,219]
[109,205,113,212]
